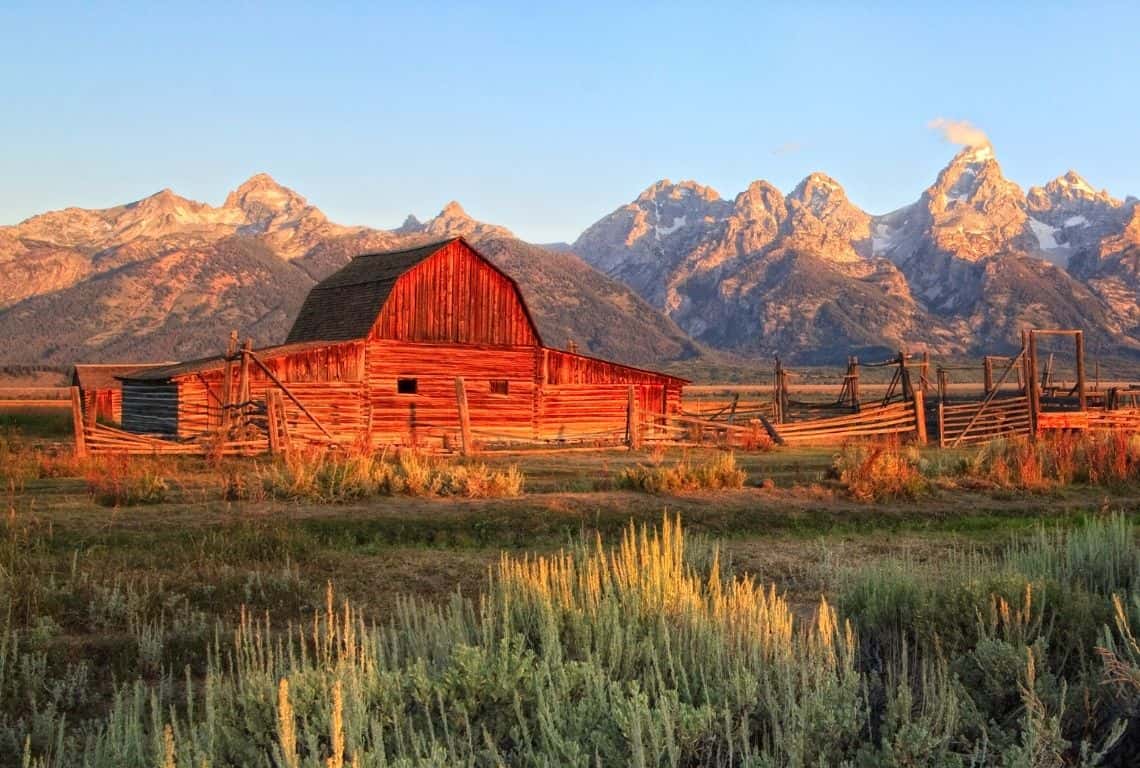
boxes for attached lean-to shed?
[118,237,687,449]
[71,364,167,425]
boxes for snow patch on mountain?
[656,215,686,238]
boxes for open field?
[6,421,1140,764]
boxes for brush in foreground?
[12,514,1140,765]
[235,448,525,502]
[615,450,746,492]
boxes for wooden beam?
[85,392,97,429]
[236,339,252,429]
[266,389,281,455]
[1075,330,1087,411]
[912,388,927,445]
[247,352,335,441]
[70,386,87,459]
[938,398,945,448]
[277,391,293,455]
[1027,330,1040,438]
[626,385,641,449]
[221,331,237,431]
[455,377,473,455]
[757,415,785,446]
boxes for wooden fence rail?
[0,387,72,408]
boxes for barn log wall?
[371,240,538,346]
[364,340,538,447]
[539,348,682,437]
[276,382,367,444]
[182,343,363,437]
[114,239,687,450]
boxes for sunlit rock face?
[574,145,1140,360]
[0,179,697,368]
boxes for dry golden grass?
[832,439,929,502]
[242,447,525,502]
[969,431,1140,489]
[614,450,746,493]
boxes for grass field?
[5,422,1140,765]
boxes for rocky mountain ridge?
[0,176,697,367]
[4,143,1140,368]
[573,143,1140,361]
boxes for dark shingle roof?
[285,238,457,344]
[72,364,171,390]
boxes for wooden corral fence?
[937,347,1031,447]
[69,327,1140,457]
[646,397,926,448]
[0,387,71,408]
[681,352,931,447]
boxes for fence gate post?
[266,389,281,455]
[1075,330,1087,412]
[70,385,88,459]
[912,388,928,446]
[454,377,473,455]
[626,385,641,450]
[938,398,945,448]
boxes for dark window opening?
[397,378,418,394]
[490,379,509,395]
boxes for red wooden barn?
[119,237,686,448]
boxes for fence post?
[266,389,281,455]
[772,358,783,425]
[277,391,293,455]
[898,350,913,401]
[454,377,473,455]
[221,331,238,431]
[912,388,927,446]
[70,385,88,459]
[236,339,253,429]
[1026,331,1040,440]
[938,398,945,448]
[1075,330,1087,412]
[626,385,641,449]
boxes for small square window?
[397,378,418,394]
[490,379,509,395]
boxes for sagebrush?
[8,514,1140,766]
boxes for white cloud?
[927,117,989,147]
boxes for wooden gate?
[938,396,1032,446]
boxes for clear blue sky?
[1,2,1136,243]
